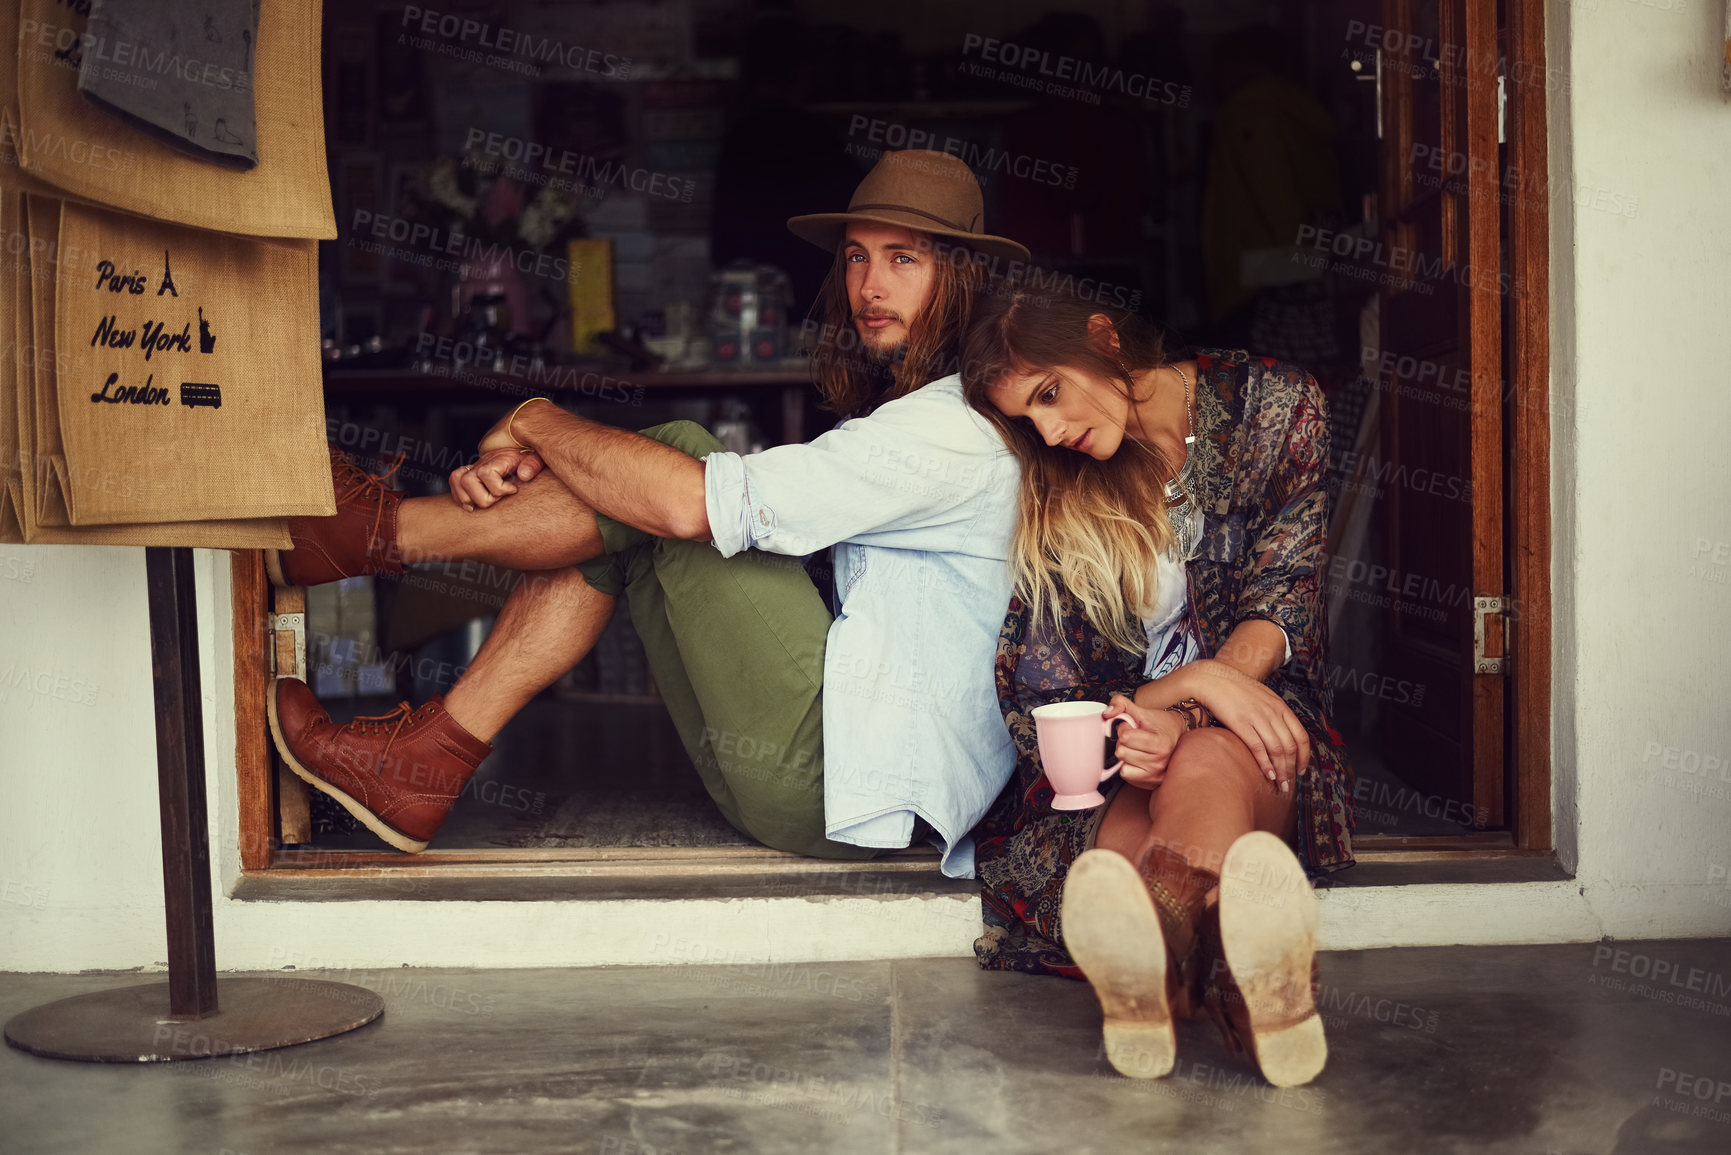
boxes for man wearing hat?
[268,151,1029,877]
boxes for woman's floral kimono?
[974,349,1356,978]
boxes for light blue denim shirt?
[703,375,1019,877]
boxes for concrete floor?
[4,939,1730,1155]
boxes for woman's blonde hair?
[961,289,1180,655]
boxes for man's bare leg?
[443,566,616,741]
[270,555,619,849]
[271,472,625,851]
[396,473,606,572]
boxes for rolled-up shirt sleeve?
[703,385,1007,559]
[703,449,766,558]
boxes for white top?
[1137,408,1291,683]
[1137,506,1293,681]
[1141,512,1204,681]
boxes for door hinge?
[270,612,305,681]
[1473,596,1506,674]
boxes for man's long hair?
[806,234,985,419]
[960,289,1180,655]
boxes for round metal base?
[3,978,384,1063]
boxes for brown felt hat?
[787,149,1030,265]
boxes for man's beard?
[854,306,911,368]
[862,335,908,367]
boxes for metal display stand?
[4,547,383,1062]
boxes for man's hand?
[463,397,711,541]
[447,448,545,512]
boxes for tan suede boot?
[1139,843,1222,1021]
[1060,845,1219,1079]
[1199,832,1329,1087]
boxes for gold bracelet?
[506,396,553,451]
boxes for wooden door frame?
[229,0,1555,876]
[232,548,275,871]
[1502,0,1551,853]
[1354,0,1551,855]
[1460,0,1509,830]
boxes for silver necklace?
[1163,364,1199,558]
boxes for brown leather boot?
[266,447,410,588]
[1061,847,1214,1080]
[267,678,492,853]
[1200,831,1328,1087]
[1138,843,1221,1021]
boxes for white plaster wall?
[1558,0,1731,923]
[2,1,1730,973]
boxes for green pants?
[578,421,877,860]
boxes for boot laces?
[345,701,420,764]
[332,450,406,560]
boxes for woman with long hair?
[960,289,1355,1088]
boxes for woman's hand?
[1173,659,1310,791]
[447,448,545,511]
[477,403,535,456]
[1104,694,1190,789]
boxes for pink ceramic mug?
[1030,701,1142,810]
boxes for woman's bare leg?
[1095,782,1156,860]
[1095,727,1298,878]
[396,473,606,572]
[1077,727,1322,1085]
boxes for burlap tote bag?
[10,200,328,536]
[11,0,334,239]
[0,189,293,546]
[0,0,69,205]
[0,3,112,206]
[1,0,21,146]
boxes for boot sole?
[1061,849,1175,1079]
[1219,831,1326,1087]
[266,684,430,854]
[263,548,293,590]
